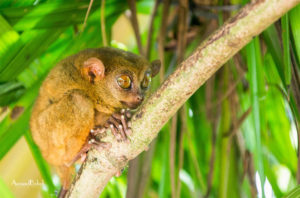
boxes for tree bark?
[67,0,300,197]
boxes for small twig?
[205,77,221,198]
[205,76,215,121]
[245,150,257,197]
[208,73,245,110]
[175,1,189,196]
[223,107,252,137]
[169,113,177,198]
[100,0,108,46]
[185,126,206,191]
[145,0,159,59]
[176,106,187,198]
[233,53,248,74]
[205,116,217,198]
[136,140,157,198]
[158,2,173,193]
[126,158,140,198]
[82,0,94,32]
[126,0,144,55]
[164,27,200,50]
[177,0,189,62]
[158,0,171,81]
[197,4,242,12]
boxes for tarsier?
[30,47,160,197]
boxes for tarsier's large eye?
[141,72,151,89]
[117,75,131,89]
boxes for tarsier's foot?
[103,109,132,142]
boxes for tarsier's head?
[79,47,161,111]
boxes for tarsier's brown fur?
[30,47,160,195]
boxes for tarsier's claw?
[88,138,96,144]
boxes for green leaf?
[0,28,65,81]
[0,1,97,30]
[246,38,265,196]
[289,5,300,65]
[0,0,40,8]
[284,185,300,198]
[0,0,125,30]
[0,14,19,60]
[262,25,285,86]
[0,81,25,106]
[0,177,14,198]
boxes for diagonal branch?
[67,0,300,197]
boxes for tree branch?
[67,0,300,197]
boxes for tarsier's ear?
[81,57,105,83]
[150,60,161,77]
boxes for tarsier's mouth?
[120,100,142,109]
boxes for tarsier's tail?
[56,165,75,198]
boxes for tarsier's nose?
[125,94,144,109]
[136,95,144,102]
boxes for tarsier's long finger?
[109,115,129,141]
[120,114,132,136]
[118,125,129,142]
[114,109,132,136]
[89,138,112,152]
[108,117,121,128]
[111,113,122,121]
[108,124,122,141]
[90,127,106,136]
[112,114,129,130]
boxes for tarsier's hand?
[91,109,133,142]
